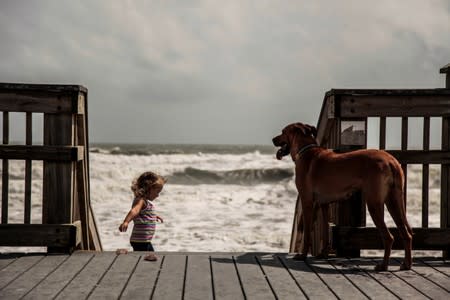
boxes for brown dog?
[273,122,413,271]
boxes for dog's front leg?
[293,193,313,261]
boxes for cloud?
[0,0,449,144]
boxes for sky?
[0,0,449,145]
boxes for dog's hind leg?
[366,198,394,271]
[385,188,413,270]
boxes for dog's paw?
[399,261,411,271]
[292,253,307,261]
[374,263,388,271]
[315,252,329,259]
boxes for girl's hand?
[119,221,129,232]
[156,216,164,223]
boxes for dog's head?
[272,122,317,160]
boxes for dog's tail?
[389,159,413,236]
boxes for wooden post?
[440,64,450,258]
[43,113,74,224]
[43,113,74,253]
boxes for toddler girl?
[119,171,165,261]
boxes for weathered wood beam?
[332,226,450,250]
[0,221,81,250]
[0,83,86,114]
[0,145,83,161]
[387,150,450,164]
[339,95,450,117]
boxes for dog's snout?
[272,135,280,146]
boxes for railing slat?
[24,112,32,224]
[442,117,450,257]
[1,112,9,224]
[422,117,430,228]
[379,117,386,150]
[402,117,408,207]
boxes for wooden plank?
[0,82,87,93]
[330,258,397,300]
[0,255,43,289]
[420,258,450,277]
[43,113,74,226]
[234,253,273,299]
[211,254,245,300]
[88,252,140,299]
[307,259,367,299]
[354,258,427,299]
[76,102,102,250]
[376,258,447,299]
[88,205,102,250]
[0,254,67,299]
[0,145,83,161]
[0,253,20,270]
[54,252,116,300]
[386,150,450,164]
[339,94,450,117]
[81,92,102,250]
[258,254,306,299]
[0,93,84,113]
[22,252,94,300]
[152,254,186,299]
[397,258,450,293]
[75,114,89,249]
[120,253,161,299]
[279,255,337,299]
[332,226,450,250]
[184,254,214,300]
[0,222,81,249]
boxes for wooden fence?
[290,64,450,258]
[0,83,102,252]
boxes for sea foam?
[0,146,443,255]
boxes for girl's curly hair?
[131,171,166,198]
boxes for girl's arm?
[119,198,146,232]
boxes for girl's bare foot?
[144,253,158,261]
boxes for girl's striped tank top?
[130,198,157,243]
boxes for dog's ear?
[306,125,317,138]
[295,123,317,137]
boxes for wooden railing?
[290,64,450,257]
[0,83,102,253]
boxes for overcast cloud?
[0,0,449,144]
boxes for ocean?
[0,144,442,255]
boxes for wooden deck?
[0,252,448,299]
